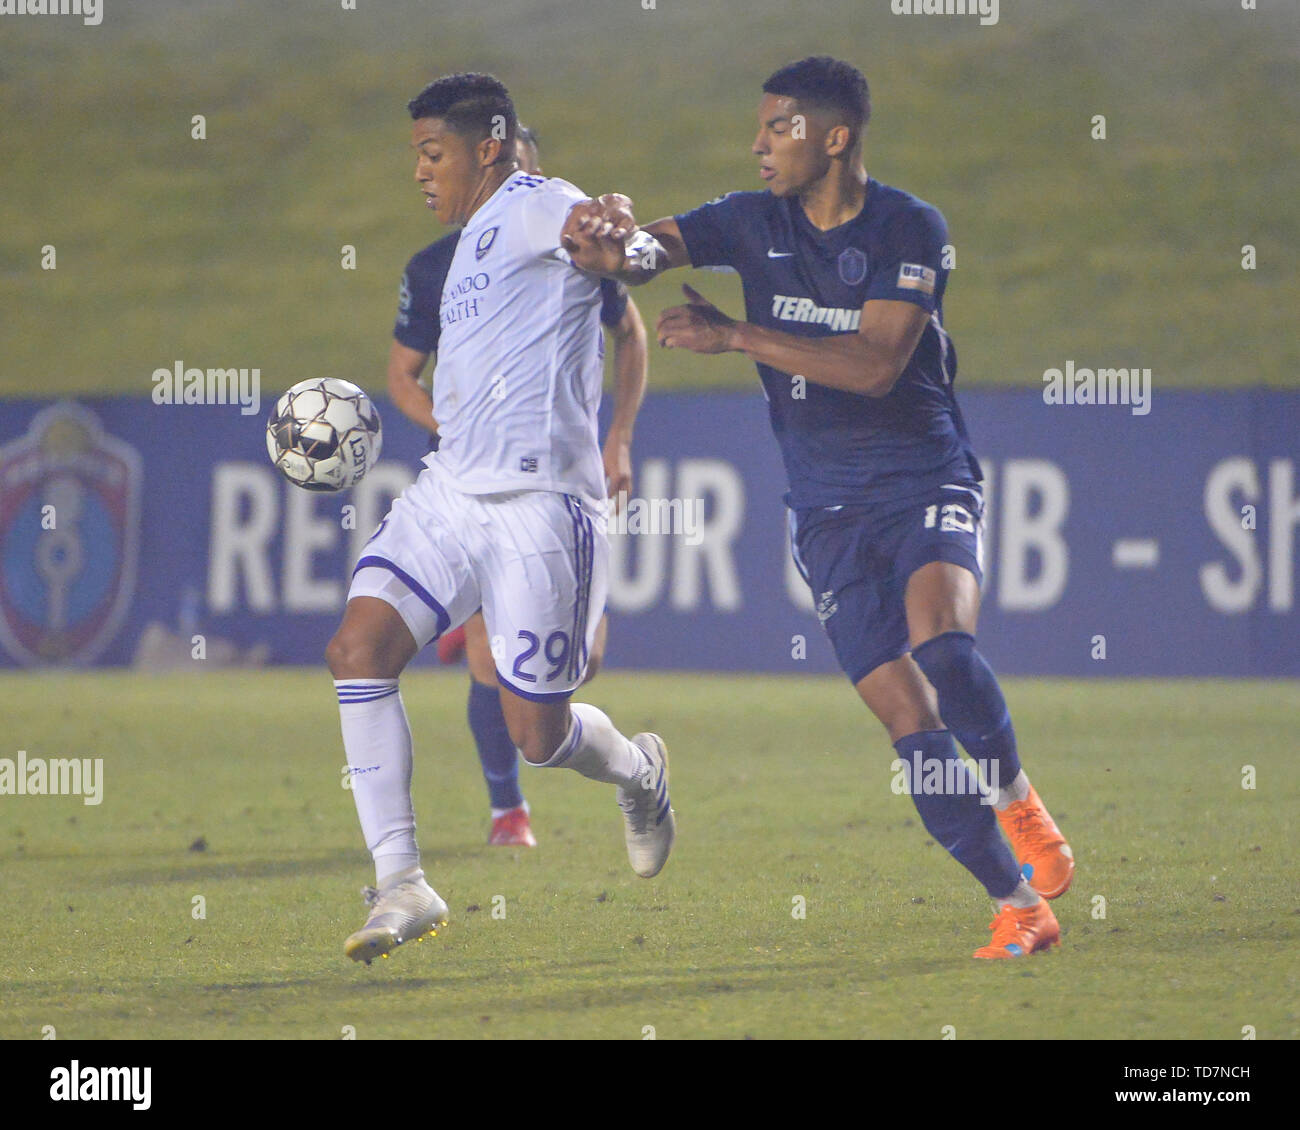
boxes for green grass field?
[1,669,1295,1040]
[1,0,1297,399]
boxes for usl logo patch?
[837,247,868,286]
[897,262,937,295]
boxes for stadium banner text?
[0,390,1294,676]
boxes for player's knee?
[512,728,556,765]
[508,712,570,765]
[326,628,400,679]
[505,715,541,763]
[325,631,363,677]
[580,652,602,685]
[884,709,943,745]
[911,630,976,687]
[515,740,548,765]
[324,631,350,676]
[879,686,944,742]
[858,663,943,742]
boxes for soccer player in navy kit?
[564,57,1074,959]
[388,125,649,849]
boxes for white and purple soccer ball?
[266,378,382,492]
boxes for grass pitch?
[0,669,1295,1040]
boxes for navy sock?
[467,679,523,811]
[910,631,1022,790]
[893,729,1021,899]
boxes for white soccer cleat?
[618,733,675,878]
[344,867,448,964]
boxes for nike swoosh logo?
[767,249,793,258]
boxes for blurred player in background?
[329,73,673,964]
[388,124,648,848]
[566,56,1073,960]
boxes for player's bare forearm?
[386,340,439,434]
[608,299,648,438]
[659,287,930,399]
[603,299,648,504]
[392,379,439,435]
[728,321,913,399]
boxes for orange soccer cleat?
[973,900,1061,960]
[997,784,1075,899]
[436,624,468,665]
[489,805,537,847]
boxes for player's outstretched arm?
[658,287,930,399]
[386,340,439,435]
[603,296,649,508]
[561,195,689,285]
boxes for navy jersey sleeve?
[673,192,747,269]
[393,235,456,353]
[864,201,948,314]
[393,259,439,352]
[599,278,629,328]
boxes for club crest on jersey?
[837,247,868,286]
[475,226,499,261]
[0,403,143,667]
[816,590,839,623]
[898,262,937,296]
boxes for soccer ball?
[266,378,383,492]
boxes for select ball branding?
[266,378,382,492]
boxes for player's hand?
[562,193,638,275]
[656,285,738,353]
[603,430,633,513]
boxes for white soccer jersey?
[431,171,606,506]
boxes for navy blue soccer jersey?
[674,180,982,509]
[395,230,629,354]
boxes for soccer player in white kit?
[327,73,675,964]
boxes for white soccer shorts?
[348,459,608,702]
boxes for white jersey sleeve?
[517,179,585,261]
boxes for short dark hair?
[762,56,870,143]
[407,72,518,158]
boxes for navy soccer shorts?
[788,482,985,684]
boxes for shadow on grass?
[191,950,967,1013]
[64,843,507,887]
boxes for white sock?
[992,769,1031,811]
[997,878,1041,909]
[490,800,529,820]
[529,702,648,790]
[335,678,420,885]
